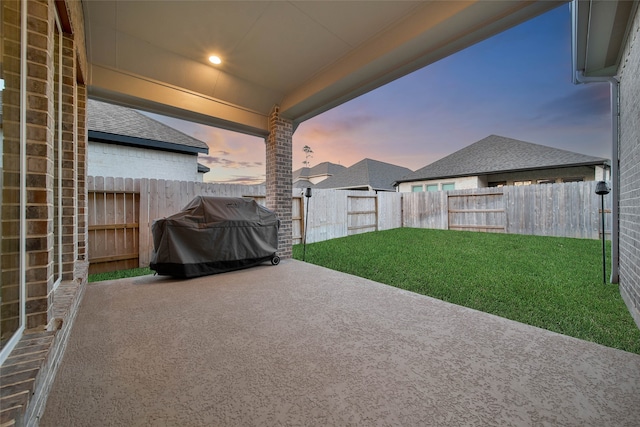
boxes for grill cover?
[150,196,279,278]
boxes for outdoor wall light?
[208,55,222,65]
[595,180,610,285]
[303,188,312,261]
[595,181,610,195]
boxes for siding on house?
[88,142,200,182]
[485,165,608,185]
[398,176,481,192]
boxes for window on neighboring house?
[563,177,583,183]
[488,181,506,187]
[537,179,555,184]
[441,183,455,191]
[426,184,438,192]
[411,185,423,192]
[514,180,532,186]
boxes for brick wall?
[77,85,87,262]
[60,33,76,282]
[265,106,293,259]
[0,0,88,334]
[0,0,89,423]
[26,0,55,330]
[618,6,640,327]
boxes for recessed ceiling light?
[209,55,222,65]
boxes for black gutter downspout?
[575,71,620,284]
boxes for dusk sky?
[145,3,611,185]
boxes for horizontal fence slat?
[348,210,377,215]
[448,192,504,197]
[88,223,139,231]
[89,253,139,263]
[449,225,506,230]
[348,225,377,231]
[448,209,505,213]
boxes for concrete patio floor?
[40,259,640,426]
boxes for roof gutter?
[393,160,608,186]
[573,70,620,284]
[88,130,209,155]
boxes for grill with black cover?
[150,196,280,278]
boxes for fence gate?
[347,194,377,235]
[447,190,505,233]
[88,177,140,274]
[246,195,304,244]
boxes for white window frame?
[0,0,28,365]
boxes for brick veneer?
[618,6,640,327]
[1,0,89,424]
[77,85,87,262]
[25,0,55,330]
[265,106,293,259]
[0,262,88,426]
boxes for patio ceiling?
[84,1,563,137]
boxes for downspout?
[574,71,620,283]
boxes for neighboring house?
[88,99,210,182]
[315,158,412,192]
[198,163,211,181]
[396,135,609,193]
[293,162,346,188]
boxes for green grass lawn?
[89,267,153,283]
[293,228,640,354]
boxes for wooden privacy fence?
[88,177,304,273]
[88,178,611,273]
[447,190,506,233]
[402,181,611,239]
[87,177,140,274]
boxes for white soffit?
[574,0,639,77]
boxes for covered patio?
[40,260,640,426]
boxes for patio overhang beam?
[88,65,270,138]
[280,0,565,125]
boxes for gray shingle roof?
[316,158,412,191]
[293,179,315,189]
[293,162,346,180]
[397,135,608,183]
[87,99,208,154]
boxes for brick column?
[25,0,54,329]
[265,106,292,259]
[61,33,76,281]
[77,85,87,262]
